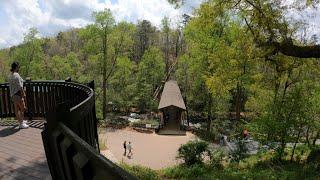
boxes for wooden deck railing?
[0,80,137,180]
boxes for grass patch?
[118,146,320,179]
[161,161,319,180]
[119,162,161,180]
[99,136,107,151]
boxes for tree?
[136,47,165,111]
[168,0,320,58]
[0,50,9,82]
[92,9,115,120]
[12,28,44,79]
[47,55,72,79]
[133,20,156,62]
[161,16,171,74]
[108,57,136,112]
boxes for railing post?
[87,80,100,152]
[42,102,71,180]
[65,77,72,82]
[25,77,33,120]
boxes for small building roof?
[158,80,186,110]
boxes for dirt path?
[100,128,196,170]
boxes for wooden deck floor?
[0,120,51,180]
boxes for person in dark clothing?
[123,141,127,156]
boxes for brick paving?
[0,120,51,180]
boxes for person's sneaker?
[19,122,29,129]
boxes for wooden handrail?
[0,79,136,179]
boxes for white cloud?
[0,0,317,49]
[0,38,6,45]
[0,0,200,49]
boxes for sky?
[0,0,319,49]
[0,0,202,49]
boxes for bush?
[131,119,159,128]
[307,148,320,171]
[105,118,129,128]
[193,129,217,142]
[119,163,161,180]
[177,140,209,166]
[209,149,226,169]
[162,164,210,180]
[189,114,206,124]
[230,138,249,163]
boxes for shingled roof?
[158,80,186,110]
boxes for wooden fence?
[0,80,137,180]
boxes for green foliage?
[163,148,320,180]
[307,148,320,167]
[177,140,209,166]
[119,163,161,180]
[0,50,9,82]
[193,128,217,142]
[92,8,115,31]
[136,47,165,111]
[105,118,129,128]
[162,164,210,180]
[108,57,136,111]
[11,28,45,79]
[41,52,82,80]
[209,149,226,169]
[230,138,249,163]
[131,119,159,128]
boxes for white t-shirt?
[127,144,132,150]
[8,72,24,97]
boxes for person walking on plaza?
[8,62,29,129]
[123,141,127,156]
[127,141,133,158]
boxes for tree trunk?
[207,94,212,132]
[25,45,35,77]
[235,83,241,121]
[313,131,319,146]
[165,32,169,74]
[185,96,190,126]
[305,126,310,146]
[274,41,320,58]
[279,140,285,161]
[290,130,301,162]
[102,28,108,120]
[175,30,180,59]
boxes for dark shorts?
[12,95,23,103]
[11,92,23,103]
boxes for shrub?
[105,118,129,128]
[209,149,226,169]
[193,129,217,142]
[177,140,209,166]
[307,148,320,171]
[131,119,159,128]
[99,136,107,151]
[230,138,248,163]
[162,164,210,179]
[119,163,161,180]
